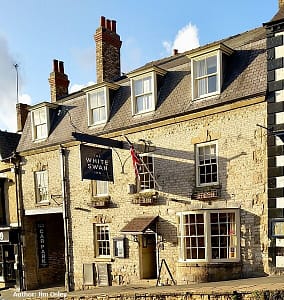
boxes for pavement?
[0,275,284,299]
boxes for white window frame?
[191,50,222,100]
[138,154,155,191]
[177,209,240,263]
[94,224,111,258]
[31,107,49,141]
[34,170,49,203]
[196,141,219,187]
[87,87,110,126]
[131,72,157,115]
[92,180,109,197]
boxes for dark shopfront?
[0,228,19,286]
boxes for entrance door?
[0,245,16,282]
[139,234,157,279]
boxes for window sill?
[94,257,113,263]
[88,121,107,128]
[133,110,155,118]
[35,201,50,207]
[193,91,220,101]
[177,259,240,266]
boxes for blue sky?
[0,0,278,132]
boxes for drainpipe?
[10,153,24,290]
[59,146,71,292]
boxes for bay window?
[177,209,240,263]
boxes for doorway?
[139,234,157,279]
[0,245,16,282]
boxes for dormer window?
[133,75,153,114]
[85,82,119,127]
[128,66,166,115]
[32,107,48,140]
[188,44,233,100]
[193,54,218,98]
[30,103,57,141]
[88,88,107,125]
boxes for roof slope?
[17,26,267,153]
[0,131,21,160]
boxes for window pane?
[207,56,217,74]
[139,155,155,190]
[134,79,143,95]
[95,225,110,257]
[35,171,48,202]
[136,96,144,113]
[197,143,218,185]
[208,75,217,93]
[180,213,205,260]
[143,77,152,93]
[96,181,108,195]
[197,78,206,97]
[210,212,237,260]
[196,60,206,77]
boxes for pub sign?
[80,145,114,182]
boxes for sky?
[0,0,279,132]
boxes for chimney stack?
[16,103,30,132]
[95,16,122,83]
[280,0,284,8]
[48,59,69,103]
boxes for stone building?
[0,130,21,288]
[15,1,284,291]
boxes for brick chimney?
[280,0,284,8]
[48,59,69,102]
[95,16,122,83]
[16,103,30,132]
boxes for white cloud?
[70,81,95,93]
[0,34,31,133]
[163,22,200,55]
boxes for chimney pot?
[100,16,106,27]
[111,20,116,33]
[173,49,178,55]
[106,19,111,30]
[53,59,59,72]
[59,61,64,73]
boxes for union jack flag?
[130,145,141,177]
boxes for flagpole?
[123,135,161,190]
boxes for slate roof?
[17,26,267,153]
[0,131,21,160]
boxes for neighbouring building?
[0,130,21,289]
[15,1,284,291]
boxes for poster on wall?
[80,145,114,182]
[36,222,48,268]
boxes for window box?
[191,185,221,200]
[89,196,110,208]
[132,190,158,205]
